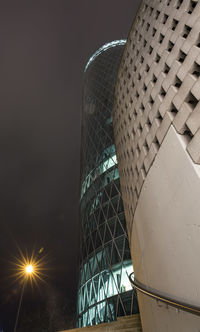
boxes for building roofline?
[84,39,126,73]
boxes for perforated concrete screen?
[114,0,200,231]
[77,42,139,328]
[113,1,200,331]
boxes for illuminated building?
[77,41,139,327]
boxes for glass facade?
[77,41,139,327]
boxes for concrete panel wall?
[132,126,200,331]
[113,0,200,330]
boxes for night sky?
[0,1,140,331]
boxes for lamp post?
[13,264,34,332]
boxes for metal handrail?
[129,272,200,316]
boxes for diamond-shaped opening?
[104,224,112,243]
[115,221,124,238]
[117,295,126,317]
[118,237,126,262]
[89,256,95,275]
[107,203,116,219]
[111,241,121,266]
[104,244,112,267]
[94,230,102,250]
[95,252,102,273]
[99,224,105,243]
[107,218,116,237]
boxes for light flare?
[9,247,48,288]
[25,264,34,274]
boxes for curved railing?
[129,273,200,316]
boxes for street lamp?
[11,248,47,332]
[13,263,35,332]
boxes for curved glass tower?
[77,41,139,327]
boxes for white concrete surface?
[131,126,200,331]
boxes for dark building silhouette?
[77,41,139,327]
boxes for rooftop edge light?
[84,40,126,72]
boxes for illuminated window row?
[81,149,118,198]
[78,260,134,318]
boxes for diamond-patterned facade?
[77,42,139,327]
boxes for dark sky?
[0,1,140,331]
